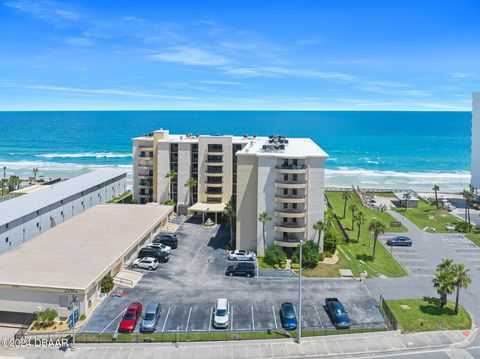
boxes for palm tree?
[165,170,177,201]
[368,219,386,260]
[313,220,324,249]
[452,264,472,315]
[433,269,455,308]
[0,178,8,196]
[324,209,334,229]
[32,167,39,182]
[348,203,358,229]
[462,190,473,224]
[341,192,352,219]
[402,192,411,211]
[437,258,454,272]
[184,177,197,205]
[224,200,235,248]
[8,175,21,191]
[354,211,366,242]
[432,185,440,209]
[258,212,272,254]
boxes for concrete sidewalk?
[12,329,476,359]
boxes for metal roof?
[0,169,126,226]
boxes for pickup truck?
[325,298,351,329]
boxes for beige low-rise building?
[0,204,172,319]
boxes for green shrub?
[36,309,57,328]
[323,232,338,254]
[164,199,176,206]
[291,263,300,269]
[80,314,86,321]
[264,245,286,266]
[292,241,321,268]
[456,222,474,233]
[101,274,114,294]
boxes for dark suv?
[138,247,169,263]
[153,236,178,249]
[225,262,255,277]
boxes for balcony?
[275,180,307,189]
[138,172,153,178]
[206,168,223,176]
[206,148,223,155]
[206,181,223,188]
[273,237,302,248]
[205,160,223,166]
[205,191,223,197]
[275,208,306,218]
[275,164,307,174]
[274,194,307,203]
[274,222,306,233]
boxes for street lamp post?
[297,239,304,344]
[69,295,78,351]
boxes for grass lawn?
[394,200,462,233]
[325,191,407,278]
[386,298,472,333]
[466,232,480,247]
[300,250,358,278]
[256,256,274,269]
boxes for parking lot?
[81,217,386,334]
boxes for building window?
[283,174,288,181]
[36,222,40,228]
[283,217,287,223]
[59,295,69,308]
[283,188,288,195]
[36,210,39,215]
[5,237,8,243]
[292,218,297,223]
[293,174,298,181]
[293,203,297,209]
[5,223,8,229]
[283,203,288,209]
[292,189,298,195]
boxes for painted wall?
[257,156,277,253]
[177,142,192,206]
[306,157,326,242]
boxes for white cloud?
[150,47,229,66]
[4,0,81,24]
[449,72,477,79]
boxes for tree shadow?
[356,254,373,262]
[419,296,456,316]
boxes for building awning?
[188,202,225,213]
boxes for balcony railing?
[274,222,306,229]
[138,172,153,178]
[275,194,307,199]
[275,164,307,170]
[206,168,224,174]
[206,148,223,153]
[205,190,223,195]
[275,180,307,185]
[275,208,306,214]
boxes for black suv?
[225,263,255,277]
[153,235,178,249]
[138,247,169,263]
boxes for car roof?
[282,302,293,309]
[216,298,228,309]
[128,302,141,309]
[237,262,254,268]
[145,302,160,312]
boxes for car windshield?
[335,308,346,315]
[144,313,155,320]
[216,309,227,317]
[124,311,135,320]
[284,309,295,319]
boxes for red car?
[118,302,142,333]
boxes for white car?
[132,257,158,270]
[213,298,230,329]
[228,250,256,261]
[445,223,456,231]
[147,242,171,253]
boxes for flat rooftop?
[0,204,172,290]
[0,169,126,226]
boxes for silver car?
[140,302,161,332]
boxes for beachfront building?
[132,130,328,255]
[0,169,127,254]
[472,92,480,195]
[0,204,173,320]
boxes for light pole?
[69,294,78,351]
[297,239,304,344]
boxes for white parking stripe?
[272,306,278,329]
[161,307,171,332]
[231,306,234,330]
[185,307,192,332]
[101,308,125,334]
[208,307,213,331]
[313,304,323,328]
[251,306,255,330]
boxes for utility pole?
[297,239,303,344]
[69,294,78,351]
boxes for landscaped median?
[384,298,472,333]
[325,191,407,278]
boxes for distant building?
[132,129,328,255]
[472,92,480,195]
[0,169,127,253]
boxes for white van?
[213,298,230,329]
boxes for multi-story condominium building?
[0,169,127,254]
[472,92,480,195]
[132,129,328,255]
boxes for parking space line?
[231,306,234,330]
[272,306,278,329]
[185,307,192,332]
[161,307,171,333]
[313,305,323,328]
[208,307,213,331]
[101,308,125,334]
[251,306,255,330]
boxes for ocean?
[0,111,472,191]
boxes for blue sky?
[0,0,479,110]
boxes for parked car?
[445,223,456,231]
[132,257,158,270]
[138,247,169,263]
[156,232,177,239]
[140,302,161,333]
[213,298,230,329]
[147,242,171,253]
[118,302,142,333]
[325,298,351,329]
[153,236,178,249]
[386,236,412,247]
[228,250,256,261]
[280,302,297,330]
[225,262,255,277]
